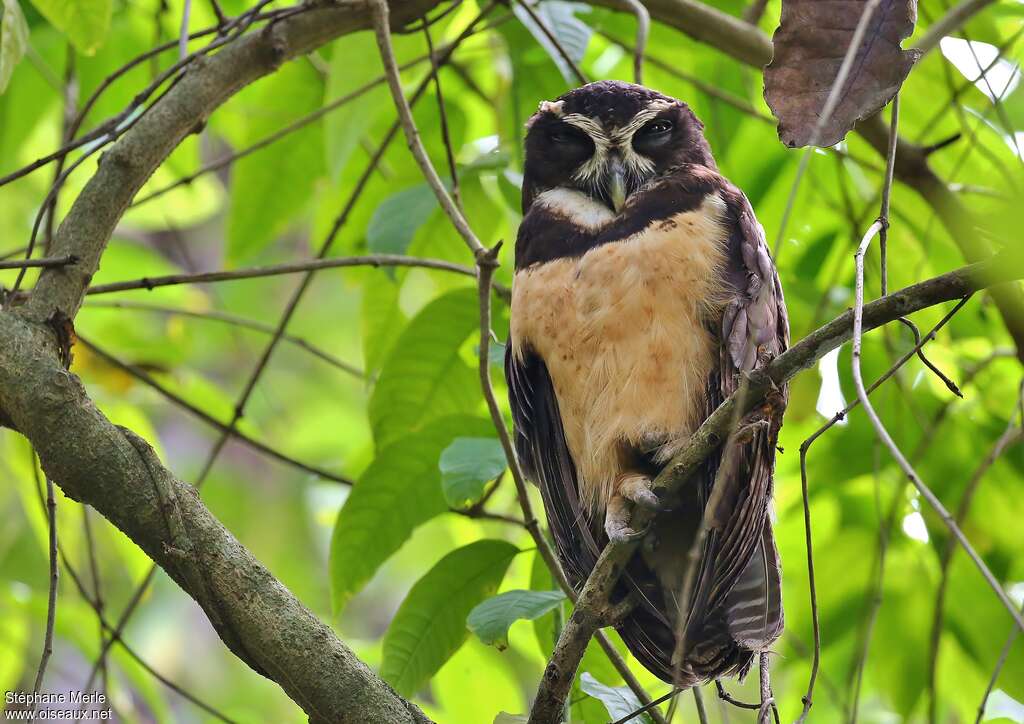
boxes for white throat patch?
[534,188,616,231]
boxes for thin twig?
[512,0,588,85]
[852,225,1024,634]
[757,653,774,724]
[598,32,774,122]
[796,295,972,724]
[52,520,238,722]
[422,19,462,211]
[84,300,364,378]
[0,255,78,270]
[619,0,649,84]
[77,335,354,485]
[179,0,192,60]
[878,95,899,296]
[927,388,1024,724]
[80,505,109,700]
[129,41,472,207]
[84,254,485,295]
[28,453,59,713]
[771,0,883,259]
[916,0,997,56]
[610,688,680,724]
[693,686,708,724]
[976,601,1024,724]
[370,0,486,258]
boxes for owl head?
[522,80,715,213]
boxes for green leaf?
[579,672,654,724]
[329,415,493,613]
[323,31,390,179]
[367,183,439,256]
[369,287,480,448]
[28,0,110,55]
[226,60,324,262]
[440,437,507,508]
[381,540,519,696]
[511,1,592,85]
[467,589,566,650]
[0,0,28,94]
[493,715,529,724]
[360,268,407,374]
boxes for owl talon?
[618,473,662,511]
[605,495,639,543]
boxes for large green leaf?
[579,672,654,724]
[439,436,507,508]
[226,60,324,262]
[367,183,439,256]
[511,1,592,85]
[369,287,481,448]
[468,589,565,650]
[29,0,110,55]
[0,0,28,94]
[360,268,407,374]
[381,540,519,696]
[323,31,389,179]
[329,415,493,613]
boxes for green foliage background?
[1,0,1024,721]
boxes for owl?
[505,81,789,686]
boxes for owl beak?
[606,160,627,213]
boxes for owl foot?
[618,472,662,510]
[604,474,661,544]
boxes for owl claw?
[618,473,662,511]
[605,494,641,543]
[605,474,661,543]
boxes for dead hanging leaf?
[764,0,921,148]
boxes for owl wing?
[684,179,789,655]
[505,344,602,589]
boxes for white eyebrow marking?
[562,99,675,196]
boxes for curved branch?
[528,252,1024,720]
[21,0,445,325]
[0,312,431,723]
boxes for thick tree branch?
[528,252,1024,721]
[0,1,451,720]
[20,0,443,326]
[0,312,431,722]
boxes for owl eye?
[548,126,587,144]
[640,119,673,135]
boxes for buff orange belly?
[510,197,728,511]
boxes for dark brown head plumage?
[522,80,716,211]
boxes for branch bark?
[0,312,431,723]
[528,252,1024,721]
[21,0,443,326]
[1,1,450,720]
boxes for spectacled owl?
[505,81,789,686]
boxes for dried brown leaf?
[764,0,921,148]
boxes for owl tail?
[612,522,783,687]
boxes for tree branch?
[0,1,453,720]
[20,0,445,326]
[528,252,1024,720]
[0,311,433,723]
